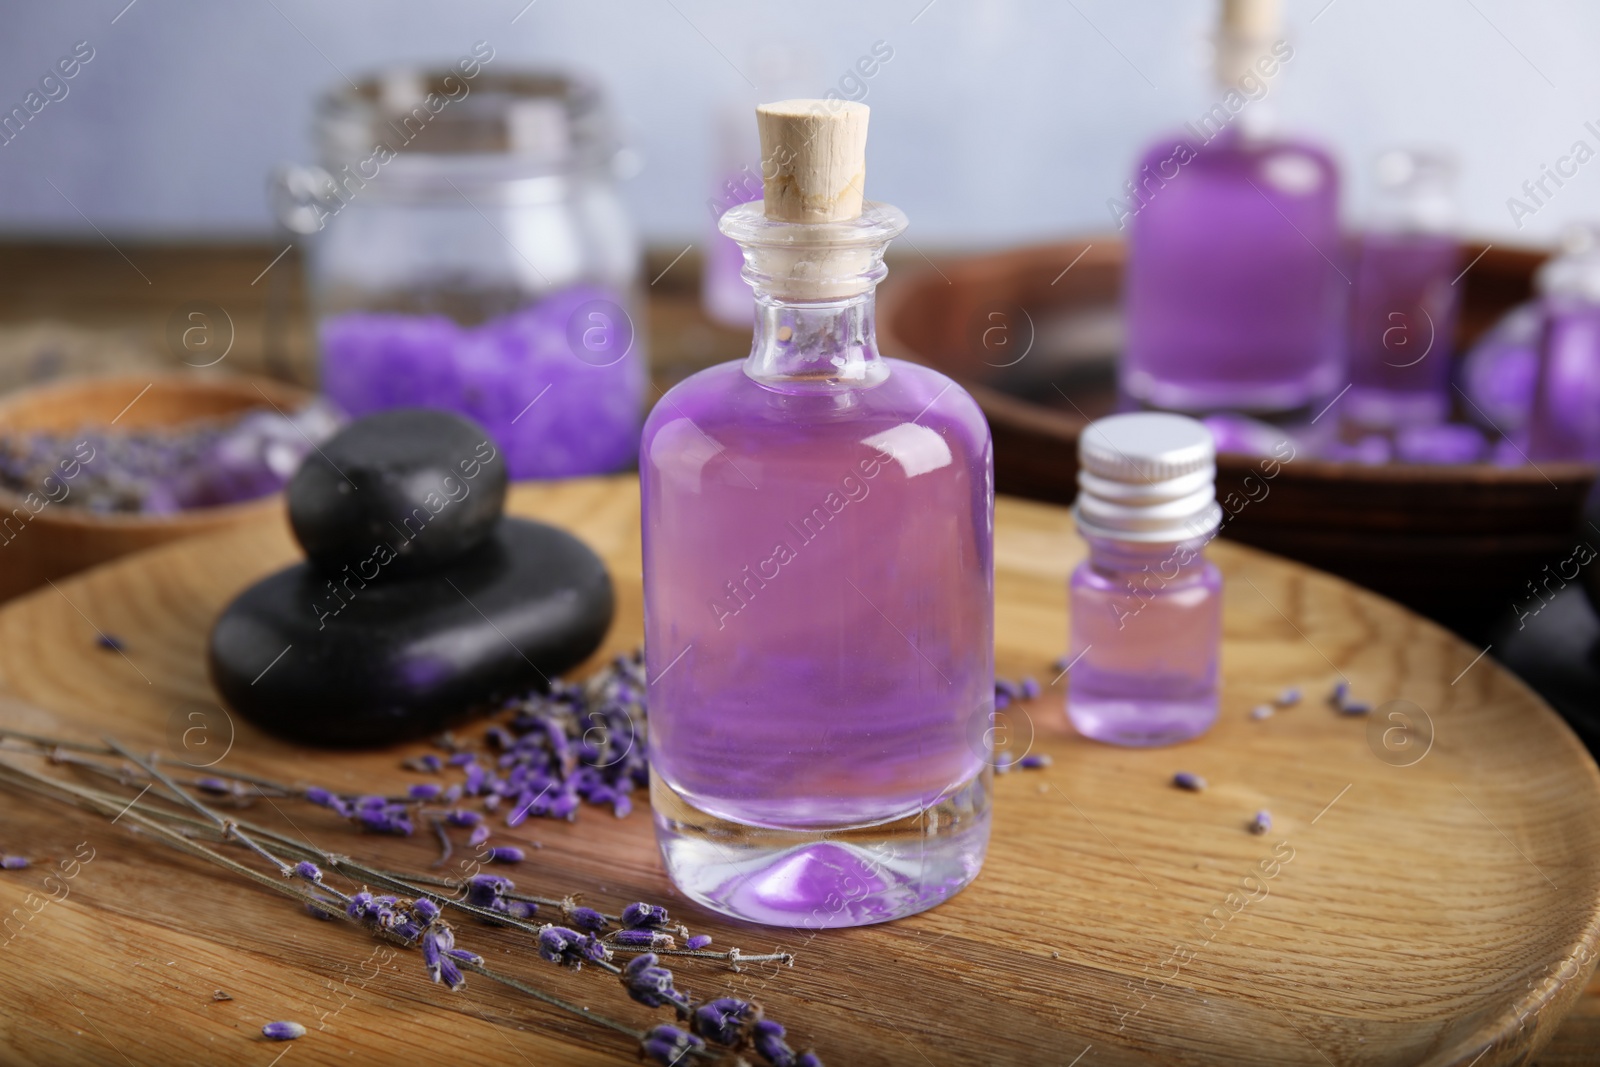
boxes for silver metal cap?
[1074,413,1221,543]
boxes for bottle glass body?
[1122,126,1344,414]
[1527,295,1600,461]
[1067,532,1222,746]
[642,279,995,927]
[1346,231,1460,428]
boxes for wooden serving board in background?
[0,477,1597,1066]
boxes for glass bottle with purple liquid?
[1067,414,1223,746]
[1121,0,1344,416]
[1346,149,1461,429]
[1528,224,1600,462]
[642,100,994,928]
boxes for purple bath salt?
[318,284,646,480]
[1320,434,1393,466]
[1394,423,1486,465]
[1200,414,1297,459]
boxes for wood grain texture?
[0,476,1597,1066]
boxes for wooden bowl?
[879,239,1596,635]
[0,373,312,603]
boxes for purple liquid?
[642,336,993,926]
[1123,128,1345,413]
[1067,533,1222,746]
[319,284,644,480]
[1346,232,1460,427]
[1528,298,1600,461]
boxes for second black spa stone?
[208,517,614,746]
[289,408,508,576]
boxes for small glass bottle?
[1345,149,1461,430]
[1121,0,1344,415]
[1527,224,1600,462]
[1066,413,1223,746]
[642,100,994,928]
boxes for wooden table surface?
[0,476,1597,1066]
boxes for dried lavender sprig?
[0,757,667,1055]
[103,737,294,877]
[0,756,813,1064]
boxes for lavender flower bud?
[262,1021,305,1041]
[1277,687,1301,707]
[1250,810,1272,835]
[622,954,690,1012]
[437,955,465,990]
[1020,677,1041,700]
[1250,704,1275,721]
[464,874,512,909]
[691,997,756,1046]
[538,925,602,967]
[621,901,671,930]
[407,783,442,801]
[1017,753,1052,770]
[292,861,321,882]
[753,1019,798,1065]
[413,898,441,925]
[685,934,712,950]
[304,786,338,807]
[469,824,491,847]
[569,906,608,934]
[1,855,31,870]
[1338,701,1372,716]
[196,777,232,795]
[1172,771,1206,792]
[641,1024,704,1066]
[444,809,481,828]
[1329,681,1349,706]
[486,846,525,864]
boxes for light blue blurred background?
[0,0,1594,248]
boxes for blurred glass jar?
[273,66,646,479]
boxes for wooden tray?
[878,239,1596,636]
[0,476,1597,1066]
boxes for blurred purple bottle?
[1528,225,1600,461]
[1121,0,1344,415]
[643,101,993,928]
[1346,150,1460,429]
[1067,414,1224,746]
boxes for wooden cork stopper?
[756,100,869,224]
[1221,0,1280,39]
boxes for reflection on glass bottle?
[1528,225,1600,461]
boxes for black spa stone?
[208,517,614,746]
[288,408,508,577]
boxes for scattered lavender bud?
[445,809,482,828]
[1339,701,1372,717]
[622,901,671,930]
[994,752,1013,774]
[623,954,691,1012]
[569,906,608,934]
[406,754,443,774]
[292,861,321,882]
[412,898,441,925]
[304,786,337,808]
[753,1019,800,1066]
[685,934,712,950]
[692,997,756,1046]
[1020,677,1041,700]
[1276,687,1301,707]
[1051,653,1072,672]
[195,777,232,795]
[468,824,491,847]
[464,874,512,910]
[614,929,676,950]
[1250,704,1275,721]
[539,925,606,968]
[305,902,336,920]
[641,1024,704,1066]
[1172,772,1207,792]
[486,846,525,864]
[96,633,125,652]
[1250,810,1272,835]
[407,783,442,801]
[1329,681,1349,706]
[262,1021,305,1041]
[1,855,30,870]
[1017,753,1052,770]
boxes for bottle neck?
[1083,531,1215,578]
[744,288,886,390]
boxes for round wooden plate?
[0,476,1595,1066]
